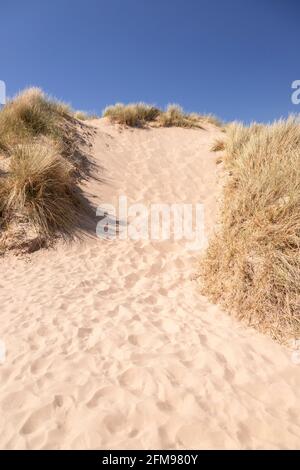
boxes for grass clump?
[200,117,300,343]
[103,102,160,127]
[1,142,81,238]
[0,88,73,152]
[0,87,92,174]
[103,102,223,130]
[158,104,203,128]
[0,88,92,252]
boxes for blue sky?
[0,0,299,122]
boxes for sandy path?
[0,119,299,449]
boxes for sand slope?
[0,119,299,450]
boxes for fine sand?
[0,119,299,449]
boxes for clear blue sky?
[1,0,299,122]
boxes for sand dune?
[0,119,299,449]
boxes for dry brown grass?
[210,138,226,152]
[1,142,81,238]
[158,104,203,128]
[103,102,222,129]
[103,102,160,127]
[200,117,300,343]
[0,88,73,152]
[0,87,91,170]
[0,88,91,252]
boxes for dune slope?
[0,119,299,450]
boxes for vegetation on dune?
[201,114,223,128]
[103,102,161,127]
[157,104,203,128]
[1,142,81,238]
[103,102,222,129]
[210,138,226,152]
[0,88,90,252]
[0,88,70,152]
[74,110,99,121]
[200,117,300,343]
